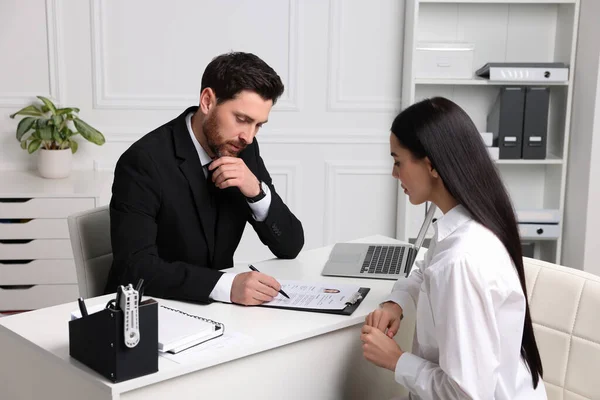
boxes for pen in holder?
[68,298,159,383]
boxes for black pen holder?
[68,300,159,383]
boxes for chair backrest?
[67,205,112,298]
[523,257,600,400]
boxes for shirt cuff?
[247,182,272,222]
[395,352,428,387]
[209,272,238,303]
[384,291,417,316]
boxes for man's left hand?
[208,157,260,197]
[361,324,404,371]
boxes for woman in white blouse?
[361,97,546,400]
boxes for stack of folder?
[487,86,550,160]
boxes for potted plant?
[10,96,105,179]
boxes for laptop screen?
[413,203,437,252]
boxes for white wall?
[582,53,600,275]
[563,0,600,273]
[0,0,404,264]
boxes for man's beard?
[203,113,246,158]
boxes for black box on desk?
[68,299,159,383]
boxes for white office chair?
[67,205,112,298]
[523,257,600,400]
[391,257,600,400]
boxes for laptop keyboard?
[360,246,405,275]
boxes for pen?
[115,285,122,308]
[134,279,145,305]
[135,278,144,292]
[248,264,290,299]
[78,297,88,318]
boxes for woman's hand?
[361,325,404,371]
[364,301,403,338]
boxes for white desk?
[0,235,417,400]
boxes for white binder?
[476,62,569,82]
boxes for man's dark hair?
[201,52,284,105]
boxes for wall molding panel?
[90,0,301,111]
[323,161,391,244]
[0,0,64,107]
[326,0,401,112]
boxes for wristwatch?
[246,181,267,203]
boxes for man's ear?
[425,157,439,178]
[199,88,216,114]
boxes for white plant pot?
[37,148,72,179]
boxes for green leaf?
[19,130,33,142]
[9,105,43,118]
[58,119,68,132]
[56,107,79,115]
[36,96,57,115]
[39,126,53,141]
[32,130,42,140]
[52,128,63,144]
[20,140,28,150]
[53,115,62,127]
[16,117,37,141]
[36,118,50,129]
[28,139,42,154]
[69,139,78,154]
[73,119,105,145]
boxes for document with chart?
[261,280,368,311]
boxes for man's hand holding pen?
[230,265,287,306]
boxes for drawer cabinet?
[0,260,77,285]
[0,284,80,310]
[0,219,69,239]
[0,198,94,219]
[0,170,110,311]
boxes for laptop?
[321,204,437,280]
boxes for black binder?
[69,299,159,383]
[487,87,525,159]
[258,287,370,315]
[522,87,550,159]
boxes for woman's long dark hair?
[391,97,543,388]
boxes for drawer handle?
[0,260,34,265]
[0,285,35,290]
[0,239,34,244]
[536,228,544,235]
[0,198,33,203]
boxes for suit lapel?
[172,107,216,262]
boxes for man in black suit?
[106,52,304,305]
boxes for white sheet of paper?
[160,332,253,364]
[262,280,362,310]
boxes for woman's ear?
[199,88,215,114]
[425,157,439,178]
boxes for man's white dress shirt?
[387,205,547,400]
[185,113,272,303]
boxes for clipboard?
[257,287,370,316]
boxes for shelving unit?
[397,0,580,263]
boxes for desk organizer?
[69,299,159,383]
